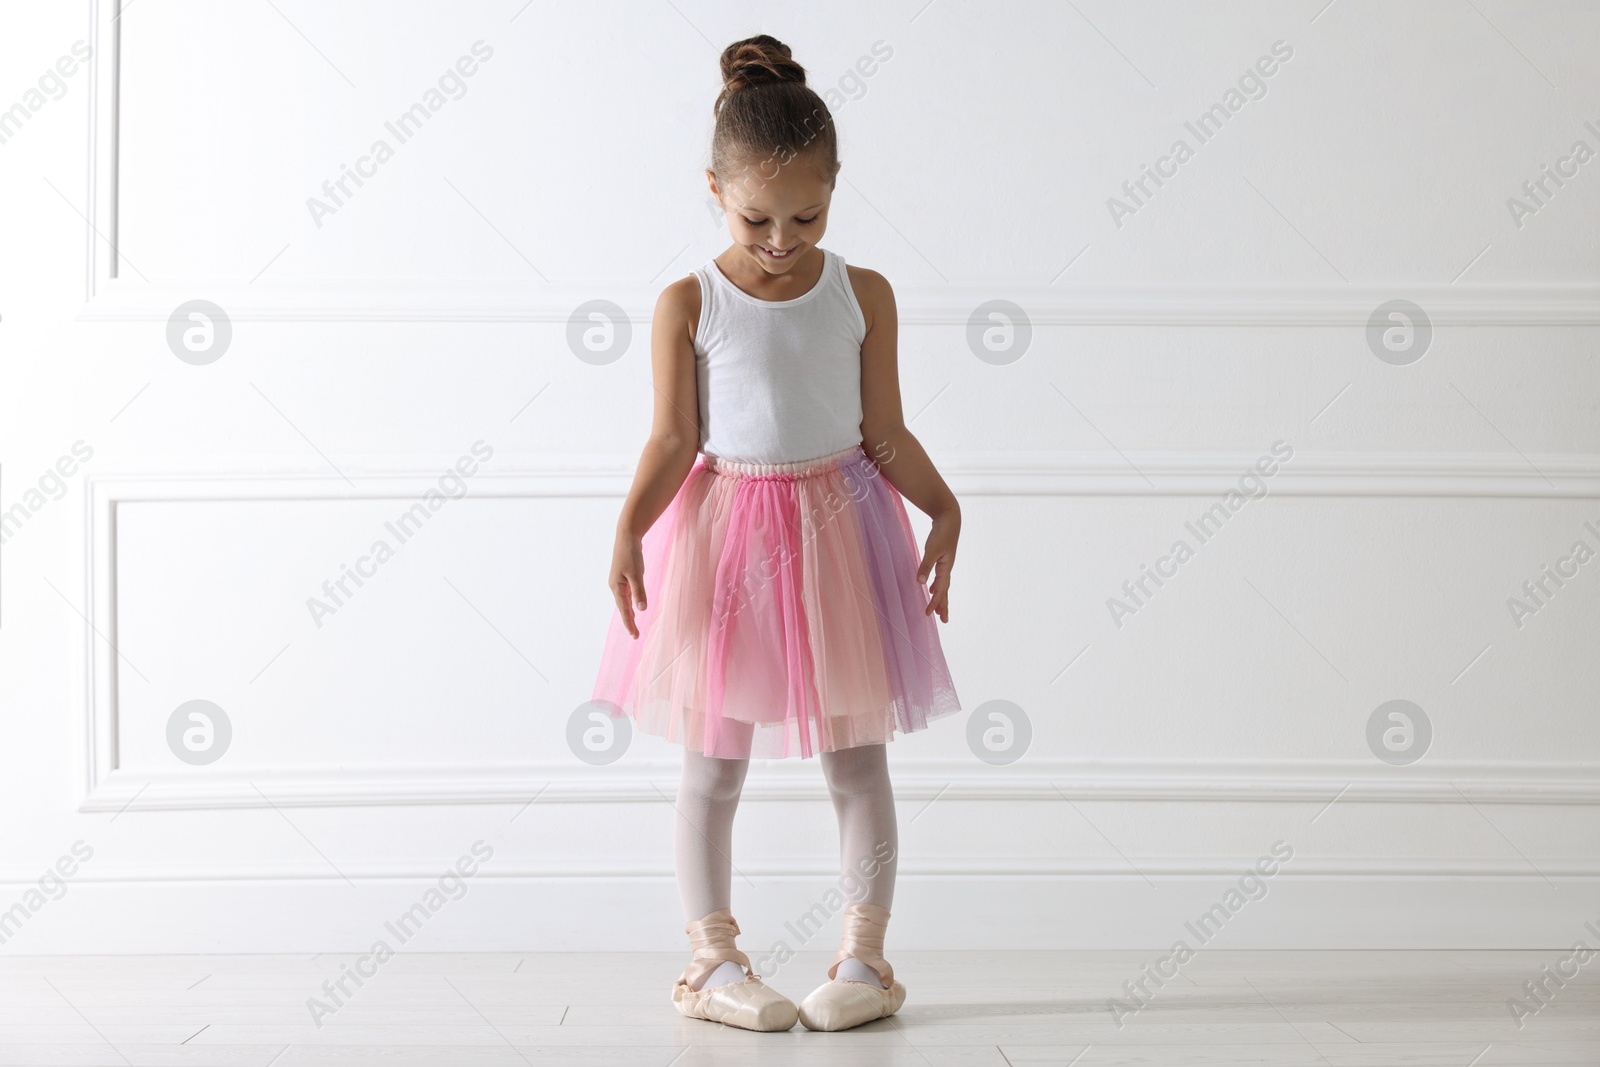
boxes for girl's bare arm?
[608,278,702,636]
[851,265,961,621]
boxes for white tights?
[675,744,898,988]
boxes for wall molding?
[78,457,1600,813]
[79,7,1599,327]
[81,448,1600,498]
[75,278,1600,327]
[78,760,1600,813]
[85,0,119,301]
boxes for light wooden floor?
[1,950,1596,1065]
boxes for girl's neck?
[713,245,825,302]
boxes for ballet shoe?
[671,908,797,1032]
[797,902,907,1031]
[797,971,907,1031]
[673,971,800,1032]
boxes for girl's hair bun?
[716,35,806,113]
[709,34,837,184]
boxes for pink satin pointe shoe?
[797,902,907,1031]
[671,908,798,1032]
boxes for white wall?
[1,0,1597,955]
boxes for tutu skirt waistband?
[699,442,866,479]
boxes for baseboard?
[2,873,1593,954]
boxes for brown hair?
[711,35,838,190]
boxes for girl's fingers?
[924,560,951,620]
[625,572,646,637]
[620,596,637,639]
[613,576,639,638]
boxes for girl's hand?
[609,531,646,639]
[917,509,959,623]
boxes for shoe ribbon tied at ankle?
[681,908,754,990]
[827,902,894,986]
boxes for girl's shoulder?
[843,260,890,292]
[843,260,893,335]
[655,271,703,348]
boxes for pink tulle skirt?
[592,441,961,759]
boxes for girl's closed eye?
[740,215,819,226]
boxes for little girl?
[591,34,962,1034]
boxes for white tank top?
[692,246,867,465]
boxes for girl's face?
[708,154,837,276]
